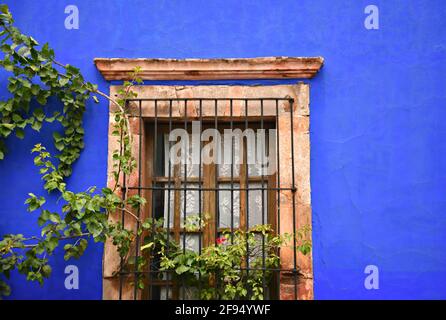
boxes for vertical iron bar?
[166,100,172,299]
[214,99,219,245]
[198,99,203,298]
[275,99,281,299]
[182,100,188,299]
[152,100,158,299]
[214,99,219,297]
[230,99,234,244]
[260,99,266,297]
[244,99,250,295]
[133,100,143,300]
[118,101,128,300]
[289,98,298,300]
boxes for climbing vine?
[0,4,144,297]
[0,4,311,300]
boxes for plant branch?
[19,233,91,248]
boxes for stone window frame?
[95,57,323,300]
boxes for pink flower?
[216,236,226,245]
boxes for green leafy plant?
[138,217,311,300]
[0,4,143,298]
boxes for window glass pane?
[159,287,171,300]
[218,183,240,228]
[247,182,268,227]
[164,183,202,228]
[179,234,201,252]
[218,133,240,177]
[154,133,165,176]
[160,286,198,300]
[248,132,269,176]
[152,183,165,220]
[164,134,201,177]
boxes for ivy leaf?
[24,193,46,212]
[36,92,47,105]
[87,222,103,238]
[41,43,53,59]
[0,4,10,14]
[15,128,24,139]
[59,77,69,87]
[0,101,12,112]
[37,210,50,226]
[31,120,42,131]
[41,265,52,278]
[3,61,13,71]
[29,36,38,46]
[48,213,61,224]
[17,45,30,57]
[0,123,14,137]
[175,265,190,275]
[52,131,62,142]
[30,84,40,95]
[55,140,64,151]
[33,108,45,121]
[46,237,59,253]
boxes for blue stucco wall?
[1,0,445,299]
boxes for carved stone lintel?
[94,57,324,81]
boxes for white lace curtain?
[162,134,268,250]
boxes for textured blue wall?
[1,0,445,299]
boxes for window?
[100,81,315,301]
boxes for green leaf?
[15,128,24,139]
[41,265,52,278]
[25,193,46,212]
[78,238,88,252]
[87,222,103,238]
[55,140,64,151]
[46,237,59,252]
[31,120,42,131]
[52,131,62,142]
[175,265,190,275]
[48,213,61,224]
[36,93,47,105]
[30,84,40,95]
[33,108,45,121]
[17,45,30,57]
[59,77,69,87]
[140,242,154,251]
[0,4,10,14]
[0,123,14,137]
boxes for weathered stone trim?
[94,57,324,81]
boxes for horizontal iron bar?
[118,268,300,275]
[124,186,294,191]
[125,98,294,102]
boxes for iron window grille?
[117,97,300,300]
